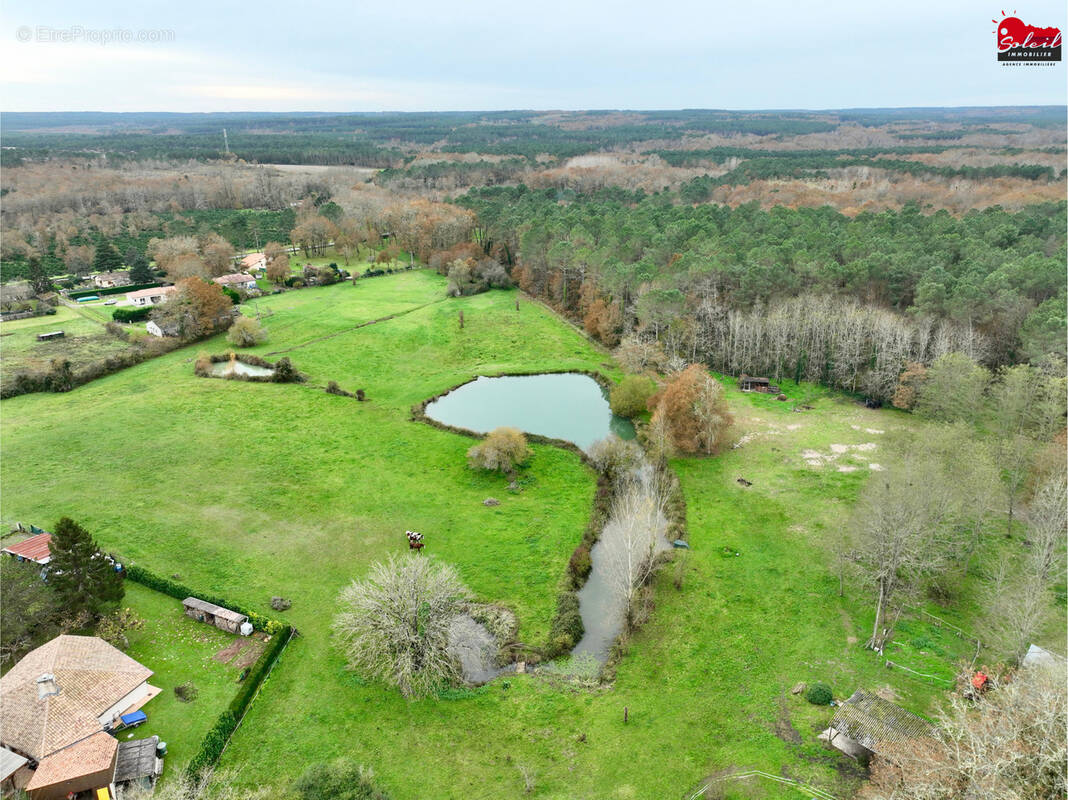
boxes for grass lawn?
[121,583,260,775]
[0,305,136,392]
[1,271,1062,798]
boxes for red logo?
[994,11,1062,61]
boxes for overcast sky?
[2,0,1065,111]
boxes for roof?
[213,272,256,285]
[126,286,176,301]
[0,635,152,760]
[182,597,248,624]
[2,532,52,564]
[1022,643,1066,668]
[0,746,28,781]
[24,732,117,792]
[95,271,130,282]
[240,252,266,267]
[829,690,937,756]
[114,736,160,783]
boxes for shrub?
[651,365,733,455]
[271,596,292,611]
[467,427,531,475]
[272,356,304,383]
[567,544,592,586]
[587,435,643,484]
[546,591,584,657]
[293,758,392,800]
[193,351,212,377]
[610,375,657,418]
[227,316,268,348]
[174,681,199,702]
[806,681,833,705]
[325,381,355,398]
[104,321,128,340]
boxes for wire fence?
[686,769,837,800]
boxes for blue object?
[672,539,690,549]
[120,710,147,727]
[77,296,100,302]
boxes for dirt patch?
[213,639,246,663]
[233,639,265,670]
[774,695,803,745]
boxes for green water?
[425,373,635,451]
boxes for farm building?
[182,597,251,635]
[739,376,780,393]
[0,635,160,800]
[213,272,258,291]
[93,271,132,289]
[35,331,64,342]
[126,286,176,307]
[819,689,937,762]
[145,320,180,338]
[2,532,53,565]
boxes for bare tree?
[601,462,669,624]
[849,450,955,650]
[333,555,470,698]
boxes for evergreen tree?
[92,241,123,273]
[47,517,123,617]
[126,247,154,284]
[27,257,53,295]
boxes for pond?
[210,361,275,378]
[424,373,634,451]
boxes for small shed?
[36,331,65,342]
[2,531,53,564]
[1,746,29,796]
[820,689,937,763]
[114,736,163,790]
[182,597,249,634]
[739,376,780,393]
[1022,643,1065,669]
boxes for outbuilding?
[819,689,937,763]
[182,597,251,635]
[739,375,780,393]
[2,532,53,565]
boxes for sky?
[1,0,1066,112]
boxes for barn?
[819,689,937,763]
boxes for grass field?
[1,271,1062,799]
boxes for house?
[212,272,258,292]
[239,252,267,272]
[92,272,131,289]
[0,635,161,800]
[819,689,937,763]
[125,286,176,307]
[182,597,252,635]
[2,532,53,565]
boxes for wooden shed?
[182,597,248,634]
[819,689,937,763]
[739,375,780,393]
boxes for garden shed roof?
[2,532,52,564]
[182,597,247,624]
[114,736,161,783]
[829,690,937,755]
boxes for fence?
[686,770,837,800]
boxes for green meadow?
[2,270,1062,798]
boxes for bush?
[610,375,657,418]
[272,356,304,383]
[104,321,129,340]
[806,681,833,705]
[467,427,531,475]
[293,758,391,800]
[111,306,153,323]
[226,316,268,348]
[546,591,584,657]
[567,544,592,586]
[174,681,199,702]
[271,596,292,611]
[587,435,643,484]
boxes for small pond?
[210,361,275,378]
[424,373,634,451]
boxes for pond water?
[424,373,634,451]
[210,361,275,378]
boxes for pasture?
[1,270,1062,799]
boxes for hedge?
[123,564,285,634]
[69,282,160,299]
[112,306,152,323]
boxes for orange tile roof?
[0,636,152,760]
[240,252,266,267]
[2,532,52,563]
[213,272,256,285]
[24,732,117,792]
